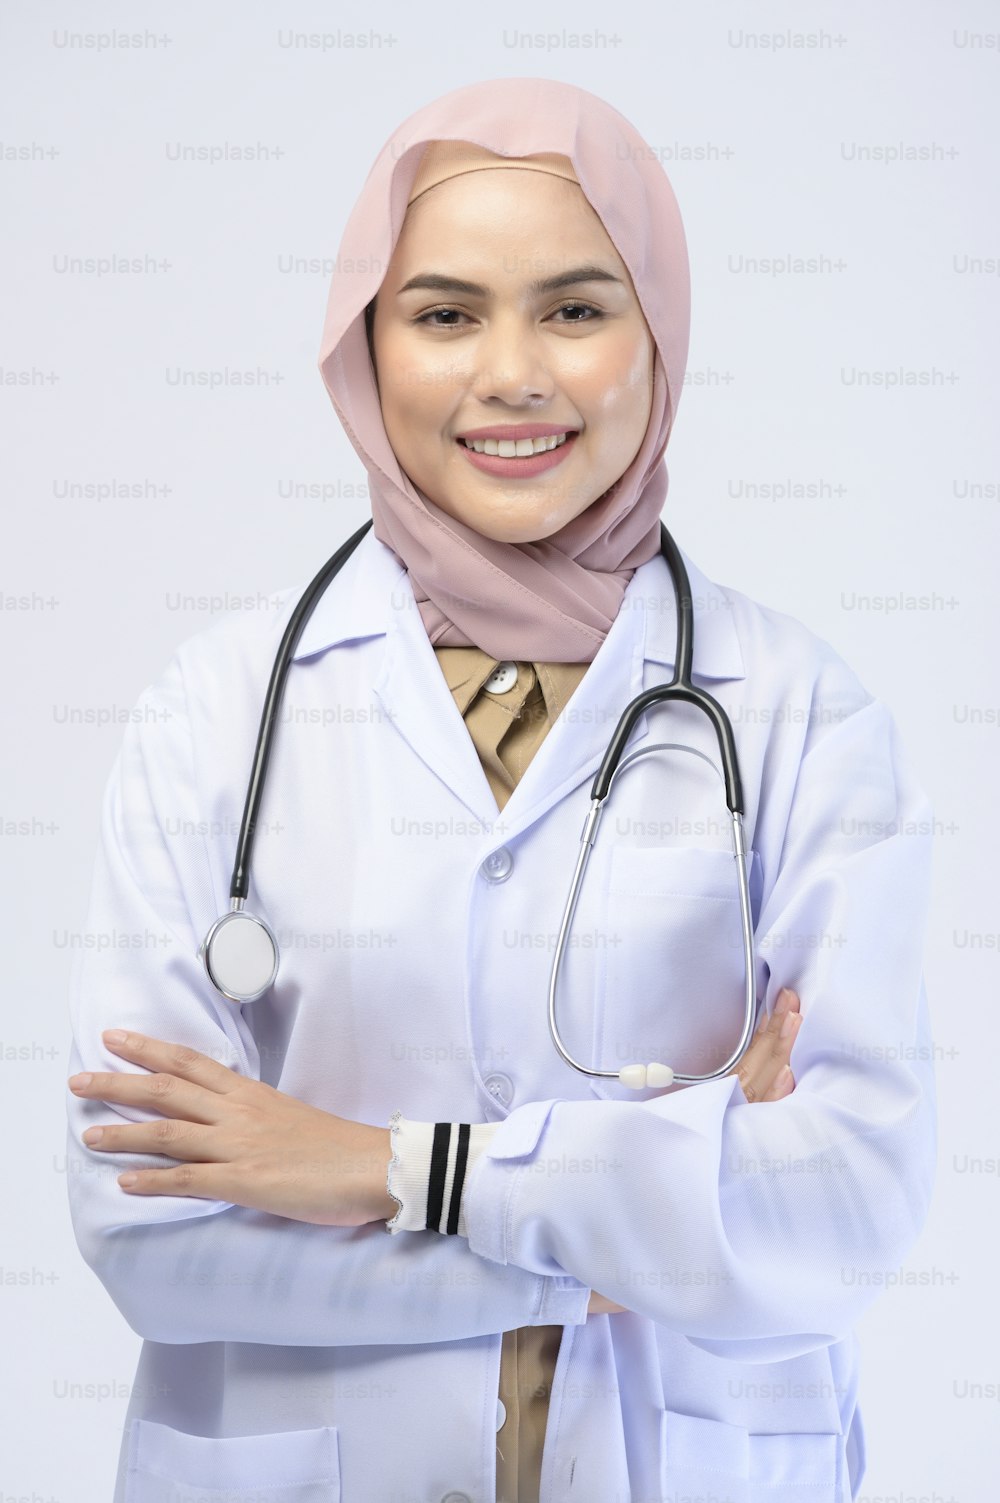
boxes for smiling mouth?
[457,432,578,457]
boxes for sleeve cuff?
[384,1112,501,1236]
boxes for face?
[369,162,656,545]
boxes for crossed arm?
[66,988,802,1315]
[67,648,936,1355]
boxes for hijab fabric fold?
[318,77,691,663]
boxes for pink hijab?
[317,77,691,663]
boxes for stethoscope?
[199,518,760,1092]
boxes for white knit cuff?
[384,1113,500,1236]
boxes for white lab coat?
[65,529,936,1503]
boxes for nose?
[468,315,556,408]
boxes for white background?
[3,1,997,1497]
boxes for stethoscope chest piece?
[199,906,279,1004]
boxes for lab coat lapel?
[374,566,508,826]
[295,528,747,834]
[488,542,748,837]
[373,553,653,835]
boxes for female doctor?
[65,78,936,1503]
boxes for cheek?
[374,350,448,462]
[577,331,654,431]
[381,338,466,425]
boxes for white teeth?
[460,432,572,457]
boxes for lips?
[456,430,580,479]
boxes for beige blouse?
[432,643,590,1503]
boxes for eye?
[412,300,606,330]
[413,307,469,328]
[552,301,603,323]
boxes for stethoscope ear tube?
[590,525,743,814]
[592,683,744,814]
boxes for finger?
[733,1068,757,1103]
[774,987,800,1015]
[774,1008,802,1057]
[115,1161,229,1198]
[67,1064,224,1125]
[82,1118,217,1162]
[758,998,801,1062]
[68,1032,247,1123]
[768,989,800,1031]
[101,1031,247,1097]
[763,1065,795,1103]
[751,999,785,1055]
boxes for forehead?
[395,168,622,270]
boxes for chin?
[433,490,581,544]
[484,518,563,546]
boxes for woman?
[66,78,935,1503]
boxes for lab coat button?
[481,846,513,882]
[496,1398,507,1431]
[483,660,518,693]
[484,1072,513,1105]
[441,1495,473,1503]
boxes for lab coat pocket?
[591,845,761,1099]
[125,1418,341,1503]
[659,1408,845,1502]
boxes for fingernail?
[780,1010,799,1039]
[776,988,795,1011]
[83,1127,104,1145]
[777,1066,793,1089]
[104,1030,127,1045]
[68,1073,92,1090]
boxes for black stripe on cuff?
[425,1122,472,1235]
[426,1122,451,1232]
[446,1123,470,1236]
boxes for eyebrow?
[395,264,625,298]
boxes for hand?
[67,1030,397,1228]
[729,986,801,1104]
[586,990,802,1316]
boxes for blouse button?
[483,661,518,694]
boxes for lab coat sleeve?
[65,653,590,1347]
[461,655,937,1363]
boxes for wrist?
[366,1126,400,1222]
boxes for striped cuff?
[384,1112,501,1236]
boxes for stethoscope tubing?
[544,523,758,1088]
[202,518,759,1090]
[229,518,374,901]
